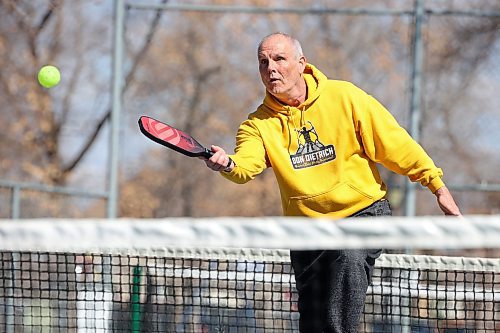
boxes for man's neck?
[275,78,307,107]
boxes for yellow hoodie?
[222,64,444,217]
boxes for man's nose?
[267,60,277,72]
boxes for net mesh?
[1,217,499,332]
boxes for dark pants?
[290,199,392,333]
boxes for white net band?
[0,215,498,253]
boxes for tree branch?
[61,0,168,175]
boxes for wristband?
[223,157,234,172]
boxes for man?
[203,33,461,332]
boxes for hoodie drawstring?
[300,106,306,127]
[287,106,307,154]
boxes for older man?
[203,32,461,332]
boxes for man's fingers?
[203,145,229,171]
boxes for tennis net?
[0,216,499,332]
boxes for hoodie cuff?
[428,177,445,194]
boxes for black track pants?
[290,199,392,333]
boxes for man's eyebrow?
[273,52,287,58]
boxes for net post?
[130,265,143,332]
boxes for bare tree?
[1,0,498,217]
[0,0,167,216]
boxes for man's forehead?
[258,36,293,56]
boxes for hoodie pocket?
[285,182,373,216]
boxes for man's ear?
[299,55,307,72]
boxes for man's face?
[258,35,306,98]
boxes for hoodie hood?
[262,63,328,115]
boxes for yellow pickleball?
[38,65,61,88]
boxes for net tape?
[0,215,499,253]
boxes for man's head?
[257,33,307,105]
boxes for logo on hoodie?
[290,121,336,169]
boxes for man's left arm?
[349,85,462,216]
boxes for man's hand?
[435,186,462,216]
[202,145,234,172]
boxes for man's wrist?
[434,186,447,196]
[223,157,234,172]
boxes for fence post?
[108,0,126,218]
[11,186,20,219]
[405,0,425,217]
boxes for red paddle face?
[138,116,211,158]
